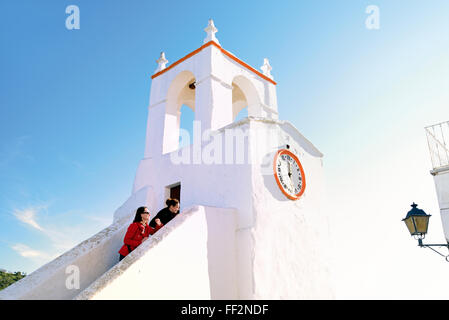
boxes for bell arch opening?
[179,104,195,148]
[163,71,196,154]
[232,82,248,122]
[232,75,261,122]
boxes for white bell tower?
[121,19,334,299]
[143,19,279,159]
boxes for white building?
[0,20,334,300]
[425,121,449,242]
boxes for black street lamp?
[402,203,449,261]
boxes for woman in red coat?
[118,206,163,261]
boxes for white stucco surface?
[132,117,334,299]
[249,120,333,299]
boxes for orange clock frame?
[273,149,306,200]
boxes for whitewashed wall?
[133,119,254,229]
[249,120,334,299]
[132,117,334,299]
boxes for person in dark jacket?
[118,206,162,261]
[149,198,180,229]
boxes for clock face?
[273,149,306,200]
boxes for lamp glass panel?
[413,215,430,234]
[404,217,417,235]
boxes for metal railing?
[425,121,449,170]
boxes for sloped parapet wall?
[0,214,132,300]
[75,205,238,300]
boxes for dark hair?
[166,198,179,208]
[133,206,149,223]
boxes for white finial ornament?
[203,19,220,45]
[260,58,273,80]
[154,52,168,73]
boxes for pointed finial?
[260,58,273,80]
[154,52,168,74]
[203,19,220,45]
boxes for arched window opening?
[179,104,195,148]
[163,71,196,154]
[231,75,262,121]
[232,82,248,122]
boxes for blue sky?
[1,1,449,298]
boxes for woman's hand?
[155,218,162,226]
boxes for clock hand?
[288,162,294,185]
[282,161,292,191]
